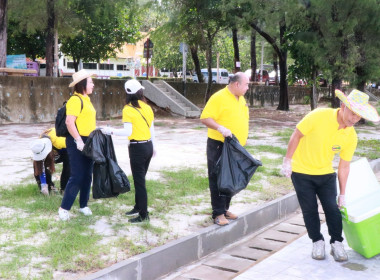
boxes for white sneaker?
[331,241,348,262]
[41,184,49,196]
[58,208,70,221]
[312,240,325,260]
[79,207,92,216]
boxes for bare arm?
[337,159,350,196]
[66,115,81,139]
[201,118,220,130]
[285,128,304,159]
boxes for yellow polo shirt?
[200,86,249,146]
[66,93,96,137]
[292,108,357,175]
[122,101,154,141]
[46,128,66,149]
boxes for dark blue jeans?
[207,138,231,219]
[291,172,343,244]
[128,141,153,218]
[61,135,94,210]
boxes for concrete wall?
[168,82,331,107]
[0,76,126,124]
[0,76,335,124]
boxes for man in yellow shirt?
[200,72,250,226]
[282,89,379,262]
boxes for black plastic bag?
[92,163,117,199]
[83,129,130,199]
[215,135,262,197]
[108,158,130,194]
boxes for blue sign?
[6,54,27,69]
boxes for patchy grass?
[356,139,380,160]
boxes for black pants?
[129,141,153,218]
[57,148,70,192]
[291,172,343,244]
[207,138,231,219]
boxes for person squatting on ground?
[35,128,70,194]
[281,89,380,262]
[102,79,156,223]
[31,137,57,195]
[200,72,250,226]
[58,69,96,221]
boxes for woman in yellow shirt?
[102,79,155,223]
[58,69,96,221]
[31,128,70,195]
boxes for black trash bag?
[83,129,130,199]
[82,129,110,164]
[108,158,130,194]
[92,163,117,199]
[215,135,262,197]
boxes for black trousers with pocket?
[207,138,231,219]
[128,141,153,218]
[291,172,343,244]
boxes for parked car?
[244,69,270,85]
[193,68,229,84]
[268,70,280,85]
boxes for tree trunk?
[190,45,203,83]
[331,77,342,108]
[310,68,317,110]
[272,52,279,85]
[277,17,289,111]
[204,41,213,104]
[0,0,7,70]
[45,0,55,77]
[250,29,257,81]
[232,27,240,73]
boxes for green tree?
[59,0,141,71]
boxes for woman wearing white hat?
[281,89,379,262]
[102,79,156,223]
[31,128,70,195]
[58,69,96,221]
[31,138,54,195]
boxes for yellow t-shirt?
[200,86,249,146]
[122,101,154,141]
[66,93,96,137]
[46,128,66,149]
[292,108,357,175]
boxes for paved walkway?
[234,222,380,280]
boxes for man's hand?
[338,195,345,208]
[217,125,232,137]
[281,157,292,178]
[75,137,85,151]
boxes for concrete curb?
[81,192,300,280]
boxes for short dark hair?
[229,73,242,84]
[125,89,146,108]
[74,78,88,94]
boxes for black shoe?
[125,208,139,216]
[129,214,149,223]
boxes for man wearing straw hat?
[281,89,379,262]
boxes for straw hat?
[335,89,379,122]
[30,138,52,161]
[69,69,93,87]
[124,79,144,94]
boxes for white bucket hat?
[124,79,144,94]
[335,89,380,122]
[69,69,94,87]
[30,138,52,161]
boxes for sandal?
[225,211,238,220]
[214,214,229,226]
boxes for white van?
[193,68,229,84]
